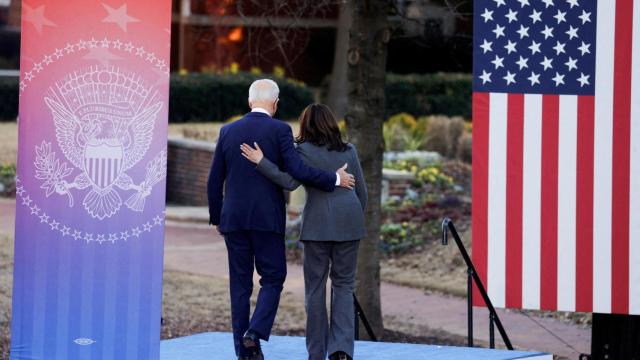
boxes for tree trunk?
[345,0,389,339]
[326,0,351,119]
[8,0,21,27]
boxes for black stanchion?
[442,218,514,350]
[489,312,495,349]
[467,267,474,348]
[353,294,378,342]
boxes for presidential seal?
[34,65,166,220]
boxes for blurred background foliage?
[0,72,471,123]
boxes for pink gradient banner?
[11,1,171,359]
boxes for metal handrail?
[441,218,514,350]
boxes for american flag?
[472,0,640,314]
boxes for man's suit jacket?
[207,111,336,234]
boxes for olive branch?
[125,149,167,212]
[34,141,74,206]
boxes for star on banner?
[102,3,140,32]
[82,47,122,66]
[23,4,57,35]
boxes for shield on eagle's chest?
[83,139,124,189]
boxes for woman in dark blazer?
[240,103,367,360]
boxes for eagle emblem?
[34,65,167,220]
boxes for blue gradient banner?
[11,1,172,358]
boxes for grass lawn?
[0,123,18,165]
[380,227,471,298]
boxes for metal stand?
[442,218,514,350]
[353,293,378,341]
[467,267,474,347]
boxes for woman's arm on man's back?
[256,157,301,191]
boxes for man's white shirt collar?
[251,107,271,116]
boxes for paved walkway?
[1,199,590,358]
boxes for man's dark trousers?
[224,230,287,357]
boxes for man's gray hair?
[248,79,279,103]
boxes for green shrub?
[0,72,314,122]
[384,113,418,151]
[0,77,18,121]
[0,163,16,196]
[169,72,314,122]
[386,73,471,119]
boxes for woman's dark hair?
[295,103,348,152]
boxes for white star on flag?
[577,72,590,87]
[554,10,567,24]
[480,39,493,53]
[565,57,578,71]
[566,0,579,8]
[529,40,541,55]
[517,0,530,7]
[481,8,494,23]
[541,25,554,39]
[553,41,566,55]
[493,24,506,38]
[579,10,591,24]
[23,4,57,35]
[578,41,591,56]
[527,71,541,85]
[552,72,565,86]
[566,26,579,40]
[529,9,543,23]
[541,0,554,8]
[504,40,517,54]
[491,55,505,69]
[102,3,140,32]
[541,56,554,70]
[516,56,529,70]
[505,9,518,23]
[517,25,530,39]
[480,70,492,84]
[503,71,516,85]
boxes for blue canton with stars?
[473,0,597,95]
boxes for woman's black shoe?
[329,351,352,360]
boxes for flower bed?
[380,157,471,255]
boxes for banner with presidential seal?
[11,1,171,358]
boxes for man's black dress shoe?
[242,329,261,349]
[329,351,352,360]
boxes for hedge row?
[0,73,314,122]
[0,72,472,122]
[169,73,314,122]
[386,73,472,119]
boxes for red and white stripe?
[472,0,639,314]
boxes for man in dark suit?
[208,79,355,360]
